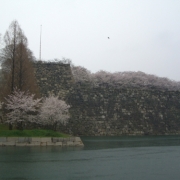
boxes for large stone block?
[40,142,47,146]
[46,142,56,146]
[16,143,27,146]
[26,142,40,146]
[3,141,16,146]
[18,137,31,143]
[40,137,51,142]
[0,137,6,142]
[67,137,75,142]
[66,141,74,146]
[74,141,84,146]
[55,142,62,146]
[7,137,18,142]
[74,137,81,142]
[74,137,84,146]
[31,137,41,142]
[51,137,57,143]
[52,137,64,143]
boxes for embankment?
[0,137,84,146]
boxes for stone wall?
[34,62,74,98]
[0,137,84,146]
[34,62,180,136]
[66,83,180,136]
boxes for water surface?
[0,136,180,180]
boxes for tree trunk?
[9,123,12,130]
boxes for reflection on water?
[0,135,180,180]
[2,178,28,180]
[82,135,180,150]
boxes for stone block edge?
[0,137,84,147]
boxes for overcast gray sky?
[0,0,180,81]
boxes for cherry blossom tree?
[71,65,180,91]
[38,95,70,131]
[71,65,92,82]
[5,89,41,130]
[0,101,3,109]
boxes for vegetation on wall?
[71,65,180,91]
[0,21,70,132]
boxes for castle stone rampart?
[34,62,180,136]
[34,62,74,99]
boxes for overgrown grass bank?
[0,124,69,137]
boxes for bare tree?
[0,20,40,99]
[0,21,40,130]
[3,20,22,92]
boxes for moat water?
[0,136,180,180]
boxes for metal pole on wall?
[39,25,42,61]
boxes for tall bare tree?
[3,21,21,92]
[0,20,40,129]
[0,20,40,100]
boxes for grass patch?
[0,125,69,137]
